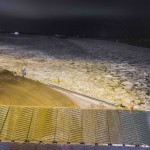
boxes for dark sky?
[0,0,150,37]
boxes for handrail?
[48,83,115,106]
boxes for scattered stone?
[0,35,150,110]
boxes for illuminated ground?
[0,69,108,108]
[0,34,150,110]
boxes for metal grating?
[69,109,82,144]
[44,108,58,142]
[132,111,150,146]
[56,108,70,143]
[119,111,138,145]
[14,107,33,142]
[107,110,123,144]
[0,106,23,141]
[95,110,110,144]
[28,107,57,143]
[0,106,149,146]
[82,109,96,144]
[0,106,9,140]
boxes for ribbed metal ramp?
[0,106,149,147]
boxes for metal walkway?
[0,143,150,150]
[0,106,149,146]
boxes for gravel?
[0,34,150,110]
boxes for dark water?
[0,0,150,38]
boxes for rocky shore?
[0,34,150,110]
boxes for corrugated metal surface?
[0,106,149,146]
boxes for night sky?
[0,0,150,37]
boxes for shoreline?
[0,34,150,110]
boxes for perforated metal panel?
[95,110,110,144]
[0,106,149,146]
[44,108,58,142]
[0,106,23,141]
[0,106,9,140]
[56,108,70,143]
[69,109,82,144]
[14,107,33,142]
[107,110,123,144]
[132,111,150,146]
[82,109,96,144]
[119,111,138,145]
[28,107,57,143]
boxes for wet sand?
[0,69,107,108]
[0,69,78,107]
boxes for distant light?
[14,32,19,35]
